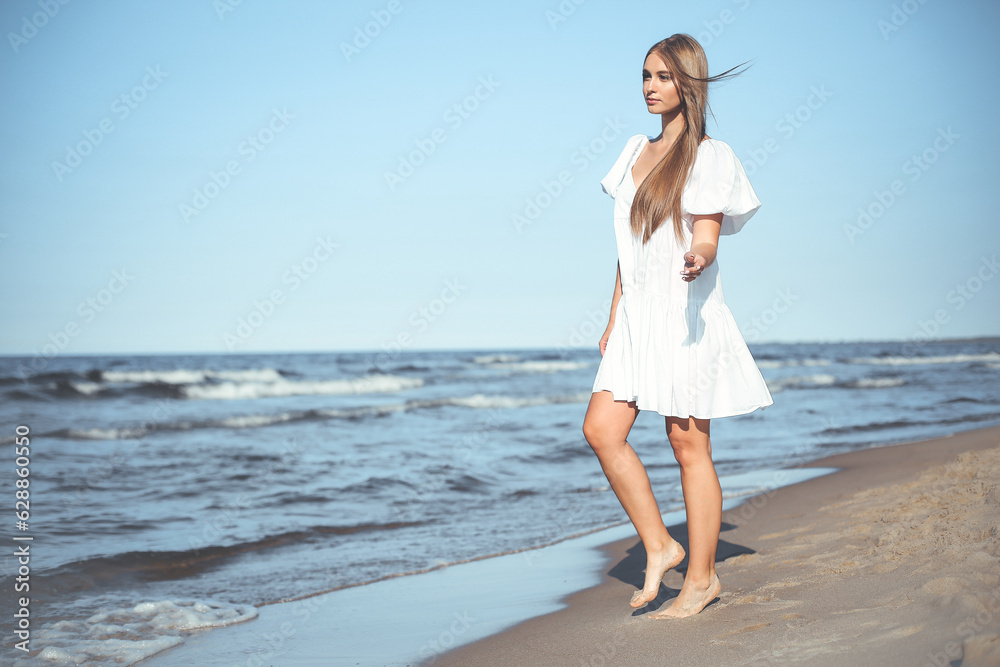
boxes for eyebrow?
[642,69,672,75]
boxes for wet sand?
[427,424,1000,666]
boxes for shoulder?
[599,134,649,198]
[692,137,742,175]
[697,137,737,159]
[620,133,647,153]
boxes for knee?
[669,437,711,467]
[582,418,613,454]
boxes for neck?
[659,107,687,147]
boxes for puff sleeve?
[682,140,761,236]
[599,134,646,199]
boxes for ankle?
[684,571,716,587]
[645,537,674,554]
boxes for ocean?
[2,338,999,664]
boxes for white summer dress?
[591,133,774,419]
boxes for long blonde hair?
[630,34,750,245]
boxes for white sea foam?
[181,375,424,400]
[847,352,1000,366]
[483,360,592,373]
[757,358,832,369]
[46,392,590,441]
[20,599,257,666]
[411,392,592,410]
[58,426,150,440]
[472,354,521,364]
[766,374,837,393]
[849,377,906,389]
[68,381,104,395]
[101,368,285,384]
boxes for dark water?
[1,338,999,663]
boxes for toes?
[630,590,651,607]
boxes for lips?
[646,98,658,103]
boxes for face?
[642,52,681,114]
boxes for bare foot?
[629,540,686,608]
[647,572,721,619]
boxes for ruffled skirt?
[591,290,773,419]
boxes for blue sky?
[2,0,998,355]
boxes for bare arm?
[682,213,723,281]
[599,262,623,355]
[608,261,623,325]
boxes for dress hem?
[590,387,772,420]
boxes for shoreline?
[138,423,1000,666]
[141,467,833,666]
[427,423,1000,666]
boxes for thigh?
[664,415,711,445]
[583,390,640,443]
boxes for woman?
[582,34,773,619]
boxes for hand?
[599,323,613,356]
[681,252,707,282]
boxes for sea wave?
[39,392,594,441]
[820,410,1000,436]
[41,521,427,587]
[101,368,286,384]
[757,358,833,369]
[847,352,1000,366]
[9,371,425,402]
[180,374,424,400]
[844,377,906,389]
[472,354,521,364]
[480,360,592,373]
[766,373,910,393]
[22,599,258,667]
[766,374,837,393]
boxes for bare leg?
[648,415,722,618]
[582,391,686,608]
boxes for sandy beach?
[428,424,1000,666]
